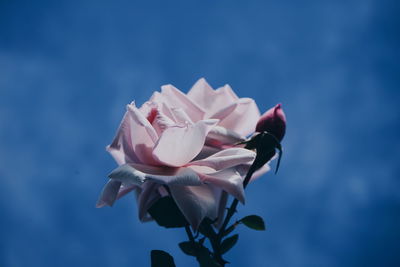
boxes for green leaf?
[198,256,222,267]
[151,250,176,267]
[179,241,197,256]
[148,197,189,228]
[195,246,222,267]
[240,215,266,230]
[198,217,217,238]
[220,234,239,254]
[178,242,222,266]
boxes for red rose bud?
[255,103,286,142]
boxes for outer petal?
[187,79,238,117]
[137,181,161,221]
[215,191,228,229]
[137,183,172,221]
[108,164,147,186]
[169,184,220,230]
[107,112,141,165]
[192,145,221,161]
[161,84,205,122]
[235,161,272,183]
[199,168,245,203]
[189,148,255,171]
[186,78,216,110]
[107,103,158,165]
[251,164,271,181]
[152,119,219,167]
[108,163,202,186]
[96,180,122,208]
[116,184,137,200]
[218,84,239,100]
[208,101,239,121]
[206,126,246,147]
[217,98,261,136]
[96,181,138,208]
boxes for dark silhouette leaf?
[240,215,266,230]
[198,217,217,238]
[178,242,222,267]
[151,250,176,267]
[148,197,189,228]
[195,246,222,267]
[220,234,239,254]
[179,241,197,256]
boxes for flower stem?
[184,151,268,266]
[218,163,258,238]
[185,225,195,243]
[211,162,258,266]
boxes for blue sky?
[1,0,399,266]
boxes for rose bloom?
[97,78,270,229]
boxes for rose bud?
[255,103,286,142]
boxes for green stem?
[211,163,258,266]
[185,225,195,243]
[184,153,262,266]
[218,163,257,238]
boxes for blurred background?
[1,0,399,266]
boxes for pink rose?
[97,78,269,229]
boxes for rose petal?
[108,164,147,185]
[116,184,137,200]
[161,84,205,122]
[170,107,194,125]
[187,79,239,118]
[192,145,221,161]
[138,181,161,221]
[186,78,215,110]
[127,103,158,142]
[189,147,255,171]
[217,84,239,100]
[208,101,239,121]
[206,126,246,146]
[151,107,176,136]
[217,98,261,136]
[251,163,271,182]
[107,112,141,165]
[109,104,158,165]
[139,101,156,120]
[215,191,228,229]
[96,180,122,208]
[145,167,202,186]
[149,91,163,104]
[169,184,220,230]
[140,100,178,127]
[108,163,202,186]
[235,161,272,183]
[152,119,219,167]
[199,168,245,203]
